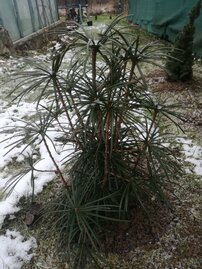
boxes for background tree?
[166,0,201,81]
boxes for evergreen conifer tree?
[166,0,201,81]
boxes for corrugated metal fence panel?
[35,0,58,27]
[27,0,41,31]
[50,0,59,21]
[0,0,21,41]
[128,0,202,58]
[13,0,34,37]
[0,0,59,42]
[36,0,49,27]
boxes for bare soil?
[104,69,202,268]
[148,69,202,145]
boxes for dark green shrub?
[4,16,183,268]
[166,0,201,81]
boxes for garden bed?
[0,18,201,269]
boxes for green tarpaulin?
[128,0,202,58]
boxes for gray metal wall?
[0,0,59,41]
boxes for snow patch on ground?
[0,53,74,268]
[176,137,202,176]
[0,230,36,269]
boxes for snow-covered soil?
[0,24,201,268]
[0,22,109,268]
[0,51,75,268]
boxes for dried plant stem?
[42,136,68,189]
